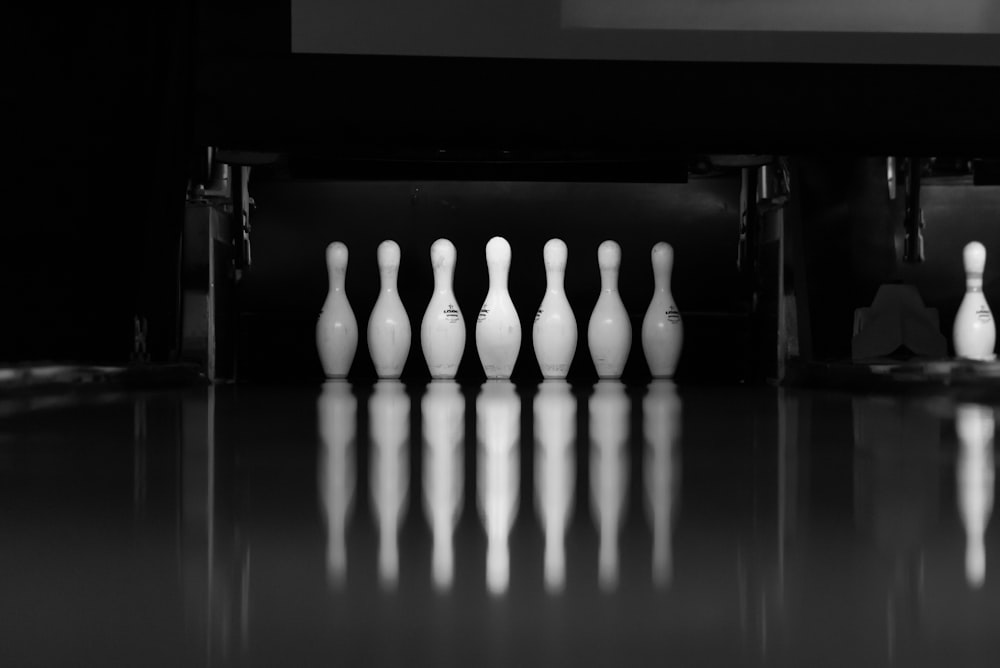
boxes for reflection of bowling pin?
[589,380,630,591]
[533,239,578,379]
[954,241,996,361]
[956,403,995,589]
[421,239,466,379]
[534,380,576,592]
[369,381,410,590]
[476,237,522,379]
[588,241,631,379]
[368,241,411,378]
[477,381,521,594]
[317,242,358,378]
[422,381,465,591]
[318,380,357,588]
[641,242,683,378]
[643,380,681,588]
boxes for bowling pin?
[476,237,522,379]
[477,381,521,595]
[534,380,576,593]
[422,381,465,591]
[370,380,410,590]
[421,239,466,379]
[642,242,683,378]
[588,241,632,379]
[533,239,578,379]
[317,242,358,378]
[956,403,995,589]
[589,380,630,591]
[368,240,412,378]
[643,380,681,588]
[954,241,996,361]
[317,380,357,589]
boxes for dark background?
[7,0,1000,380]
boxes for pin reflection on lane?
[643,380,681,589]
[318,381,357,589]
[369,380,410,590]
[534,380,576,593]
[589,380,629,592]
[422,381,465,592]
[955,404,995,589]
[477,381,521,595]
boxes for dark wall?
[9,0,1000,373]
[7,3,196,364]
[237,176,745,383]
[193,0,1000,157]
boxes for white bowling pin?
[369,380,410,590]
[533,239,578,379]
[954,241,996,361]
[477,381,521,595]
[643,380,681,588]
[422,381,465,591]
[589,380,630,591]
[534,380,576,593]
[476,237,522,379]
[368,240,412,378]
[642,242,683,378]
[317,242,358,378]
[317,380,357,588]
[588,241,632,379]
[956,403,995,589]
[421,239,466,379]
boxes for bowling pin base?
[594,363,626,380]
[540,365,570,379]
[427,363,460,380]
[483,367,514,380]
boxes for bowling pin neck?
[326,242,349,292]
[963,242,987,292]
[328,267,346,292]
[653,270,670,293]
[600,265,619,292]
[485,237,512,290]
[542,239,568,293]
[376,240,402,293]
[379,264,399,292]
[651,243,674,293]
[545,265,566,293]
[488,263,510,290]
[597,241,622,292]
[432,261,454,292]
[430,239,457,293]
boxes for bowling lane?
[2,382,1000,666]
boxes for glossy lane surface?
[2,383,999,667]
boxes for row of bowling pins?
[319,379,681,595]
[317,236,683,380]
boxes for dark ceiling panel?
[194,0,1000,157]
